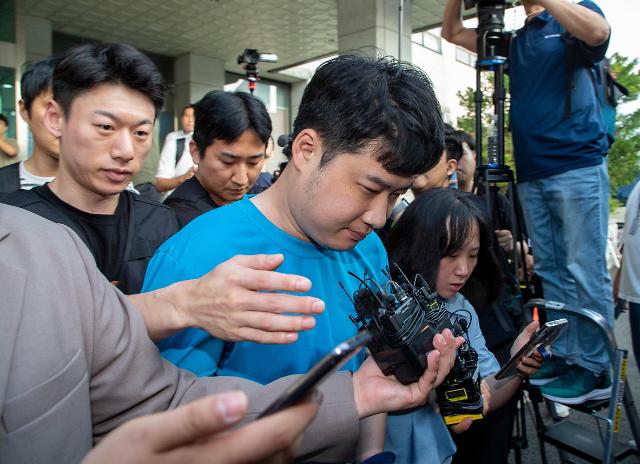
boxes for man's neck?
[24,149,59,178]
[49,172,120,215]
[524,2,545,19]
[250,171,310,242]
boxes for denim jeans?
[518,160,613,373]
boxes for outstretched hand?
[352,329,464,418]
[178,254,325,344]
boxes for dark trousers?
[451,341,519,464]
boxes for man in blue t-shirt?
[442,0,612,404]
[143,54,449,459]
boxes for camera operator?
[442,0,613,405]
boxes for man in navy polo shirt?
[442,0,612,404]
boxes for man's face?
[181,107,195,134]
[0,119,7,136]
[46,83,154,197]
[192,129,265,206]
[290,140,413,250]
[457,141,476,190]
[412,150,450,195]
[20,87,60,160]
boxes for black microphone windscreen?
[277,134,290,148]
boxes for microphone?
[277,134,291,148]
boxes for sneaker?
[553,402,570,418]
[541,365,612,405]
[530,356,568,386]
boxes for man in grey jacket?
[0,204,459,463]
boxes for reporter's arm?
[357,413,387,462]
[538,0,609,46]
[441,0,478,52]
[155,169,194,193]
[0,138,18,157]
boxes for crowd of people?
[0,0,628,462]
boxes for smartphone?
[257,330,372,418]
[495,318,568,380]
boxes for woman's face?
[436,221,480,299]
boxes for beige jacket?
[0,205,359,463]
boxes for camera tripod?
[470,6,536,462]
[471,6,532,300]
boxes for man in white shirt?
[614,181,640,372]
[0,58,58,199]
[155,104,196,194]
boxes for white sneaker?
[554,402,570,418]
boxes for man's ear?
[43,100,64,139]
[290,128,322,172]
[189,140,201,165]
[447,158,458,176]
[18,100,30,123]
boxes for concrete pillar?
[13,14,27,159]
[24,16,52,63]
[337,0,412,61]
[173,53,225,115]
[289,79,308,127]
[0,15,53,158]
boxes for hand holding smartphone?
[495,319,568,380]
[257,330,372,418]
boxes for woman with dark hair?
[382,188,543,463]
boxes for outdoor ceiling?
[19,0,449,82]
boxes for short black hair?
[21,57,58,115]
[384,188,503,304]
[0,114,8,126]
[182,104,194,115]
[192,90,271,155]
[292,54,444,177]
[457,130,476,152]
[444,123,463,162]
[53,43,165,116]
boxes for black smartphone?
[257,330,372,418]
[495,318,568,380]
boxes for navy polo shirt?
[509,0,610,183]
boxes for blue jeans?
[518,160,613,373]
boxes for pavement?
[507,309,640,464]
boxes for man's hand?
[511,320,544,377]
[175,254,324,344]
[83,390,320,464]
[352,329,464,418]
[181,165,197,182]
[495,229,514,252]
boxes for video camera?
[344,266,484,425]
[237,49,278,67]
[237,48,278,95]
[463,0,513,60]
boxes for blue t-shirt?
[509,0,609,182]
[385,293,500,464]
[142,195,389,383]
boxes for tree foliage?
[607,53,640,201]
[456,72,515,170]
